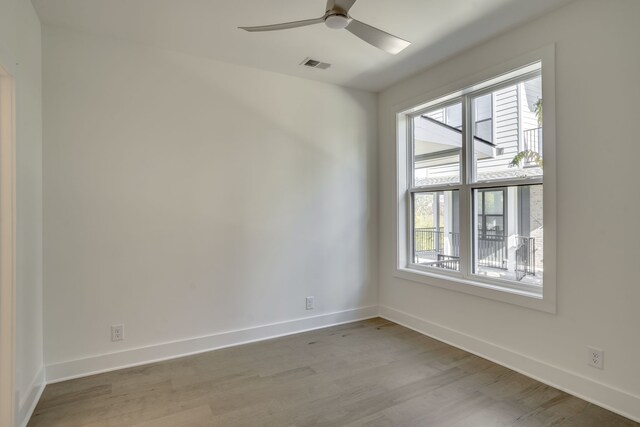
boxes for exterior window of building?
[474,93,493,143]
[397,59,554,308]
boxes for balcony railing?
[523,127,543,158]
[415,228,505,269]
[414,228,459,258]
[414,228,536,279]
[477,231,508,269]
[423,254,460,271]
[515,235,536,280]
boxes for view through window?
[409,66,543,288]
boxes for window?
[396,56,555,312]
[474,94,493,143]
[412,190,460,270]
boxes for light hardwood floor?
[29,318,638,426]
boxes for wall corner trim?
[378,305,640,423]
[45,306,379,384]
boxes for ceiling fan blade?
[346,19,410,54]
[239,17,325,32]
[326,0,357,13]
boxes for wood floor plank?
[28,319,639,427]
[132,405,215,427]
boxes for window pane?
[413,191,460,271]
[474,94,493,143]
[475,93,492,121]
[473,185,543,285]
[413,103,462,186]
[482,190,504,214]
[444,104,462,129]
[475,119,492,143]
[472,75,543,182]
[484,216,504,234]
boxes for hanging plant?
[509,150,543,168]
[534,98,543,127]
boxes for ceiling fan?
[239,0,411,55]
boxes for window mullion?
[409,185,461,194]
[407,115,414,189]
[406,116,414,266]
[458,95,472,278]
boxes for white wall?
[0,0,44,425]
[378,0,640,420]
[42,26,378,377]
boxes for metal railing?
[434,254,460,271]
[477,231,508,269]
[415,229,536,277]
[421,254,460,271]
[414,228,459,258]
[415,228,506,269]
[523,127,543,158]
[515,236,536,280]
[414,229,507,269]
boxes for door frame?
[0,62,17,427]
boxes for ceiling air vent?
[300,57,331,70]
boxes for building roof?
[415,167,542,186]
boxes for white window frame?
[394,45,556,313]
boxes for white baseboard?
[17,366,45,427]
[379,305,640,423]
[46,306,378,384]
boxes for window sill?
[393,266,556,313]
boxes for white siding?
[425,109,444,122]
[522,77,542,132]
[476,85,519,176]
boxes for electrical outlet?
[587,346,604,369]
[305,296,314,310]
[111,324,124,342]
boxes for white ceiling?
[31,0,571,92]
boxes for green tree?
[414,194,435,228]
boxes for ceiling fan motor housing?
[325,14,349,29]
